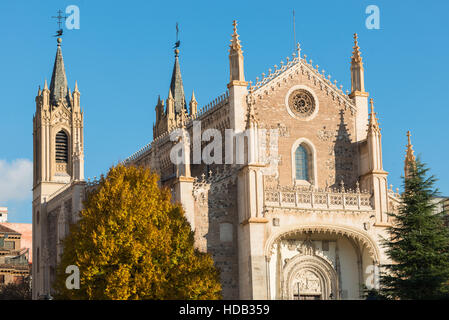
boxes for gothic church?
[32,21,405,300]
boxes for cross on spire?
[174,22,181,54]
[52,9,67,37]
[406,130,412,146]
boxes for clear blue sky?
[0,0,448,223]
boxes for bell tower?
[32,37,84,299]
[33,37,84,190]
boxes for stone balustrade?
[264,186,373,211]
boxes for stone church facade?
[32,22,404,300]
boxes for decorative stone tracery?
[265,224,381,264]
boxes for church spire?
[49,38,69,106]
[404,131,416,178]
[350,33,369,142]
[350,33,366,95]
[189,90,197,116]
[228,20,246,87]
[169,47,187,115]
[366,98,383,171]
[367,98,380,134]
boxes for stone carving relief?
[286,237,316,256]
[317,128,335,142]
[293,270,321,295]
[51,109,70,125]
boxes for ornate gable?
[248,44,356,118]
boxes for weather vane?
[173,22,180,49]
[52,9,67,37]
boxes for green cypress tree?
[380,157,449,299]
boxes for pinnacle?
[351,33,363,64]
[49,40,69,106]
[404,130,416,176]
[229,20,242,53]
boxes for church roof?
[169,49,187,114]
[0,224,20,235]
[49,38,70,107]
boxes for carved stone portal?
[282,254,339,300]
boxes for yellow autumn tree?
[53,164,222,300]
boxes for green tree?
[53,164,222,300]
[380,157,449,299]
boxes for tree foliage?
[0,276,32,300]
[380,158,449,299]
[53,165,222,300]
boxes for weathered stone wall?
[193,167,240,299]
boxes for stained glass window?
[295,145,309,181]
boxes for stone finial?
[367,98,380,133]
[230,20,242,53]
[351,33,363,65]
[404,130,416,177]
[190,90,197,103]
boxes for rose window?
[288,89,315,118]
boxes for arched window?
[55,131,68,163]
[295,145,309,181]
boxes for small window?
[4,241,15,250]
[0,275,4,284]
[55,131,68,163]
[295,145,309,181]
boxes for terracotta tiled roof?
[0,224,20,234]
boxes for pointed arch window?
[55,131,68,163]
[295,145,309,181]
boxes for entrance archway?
[282,254,339,300]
